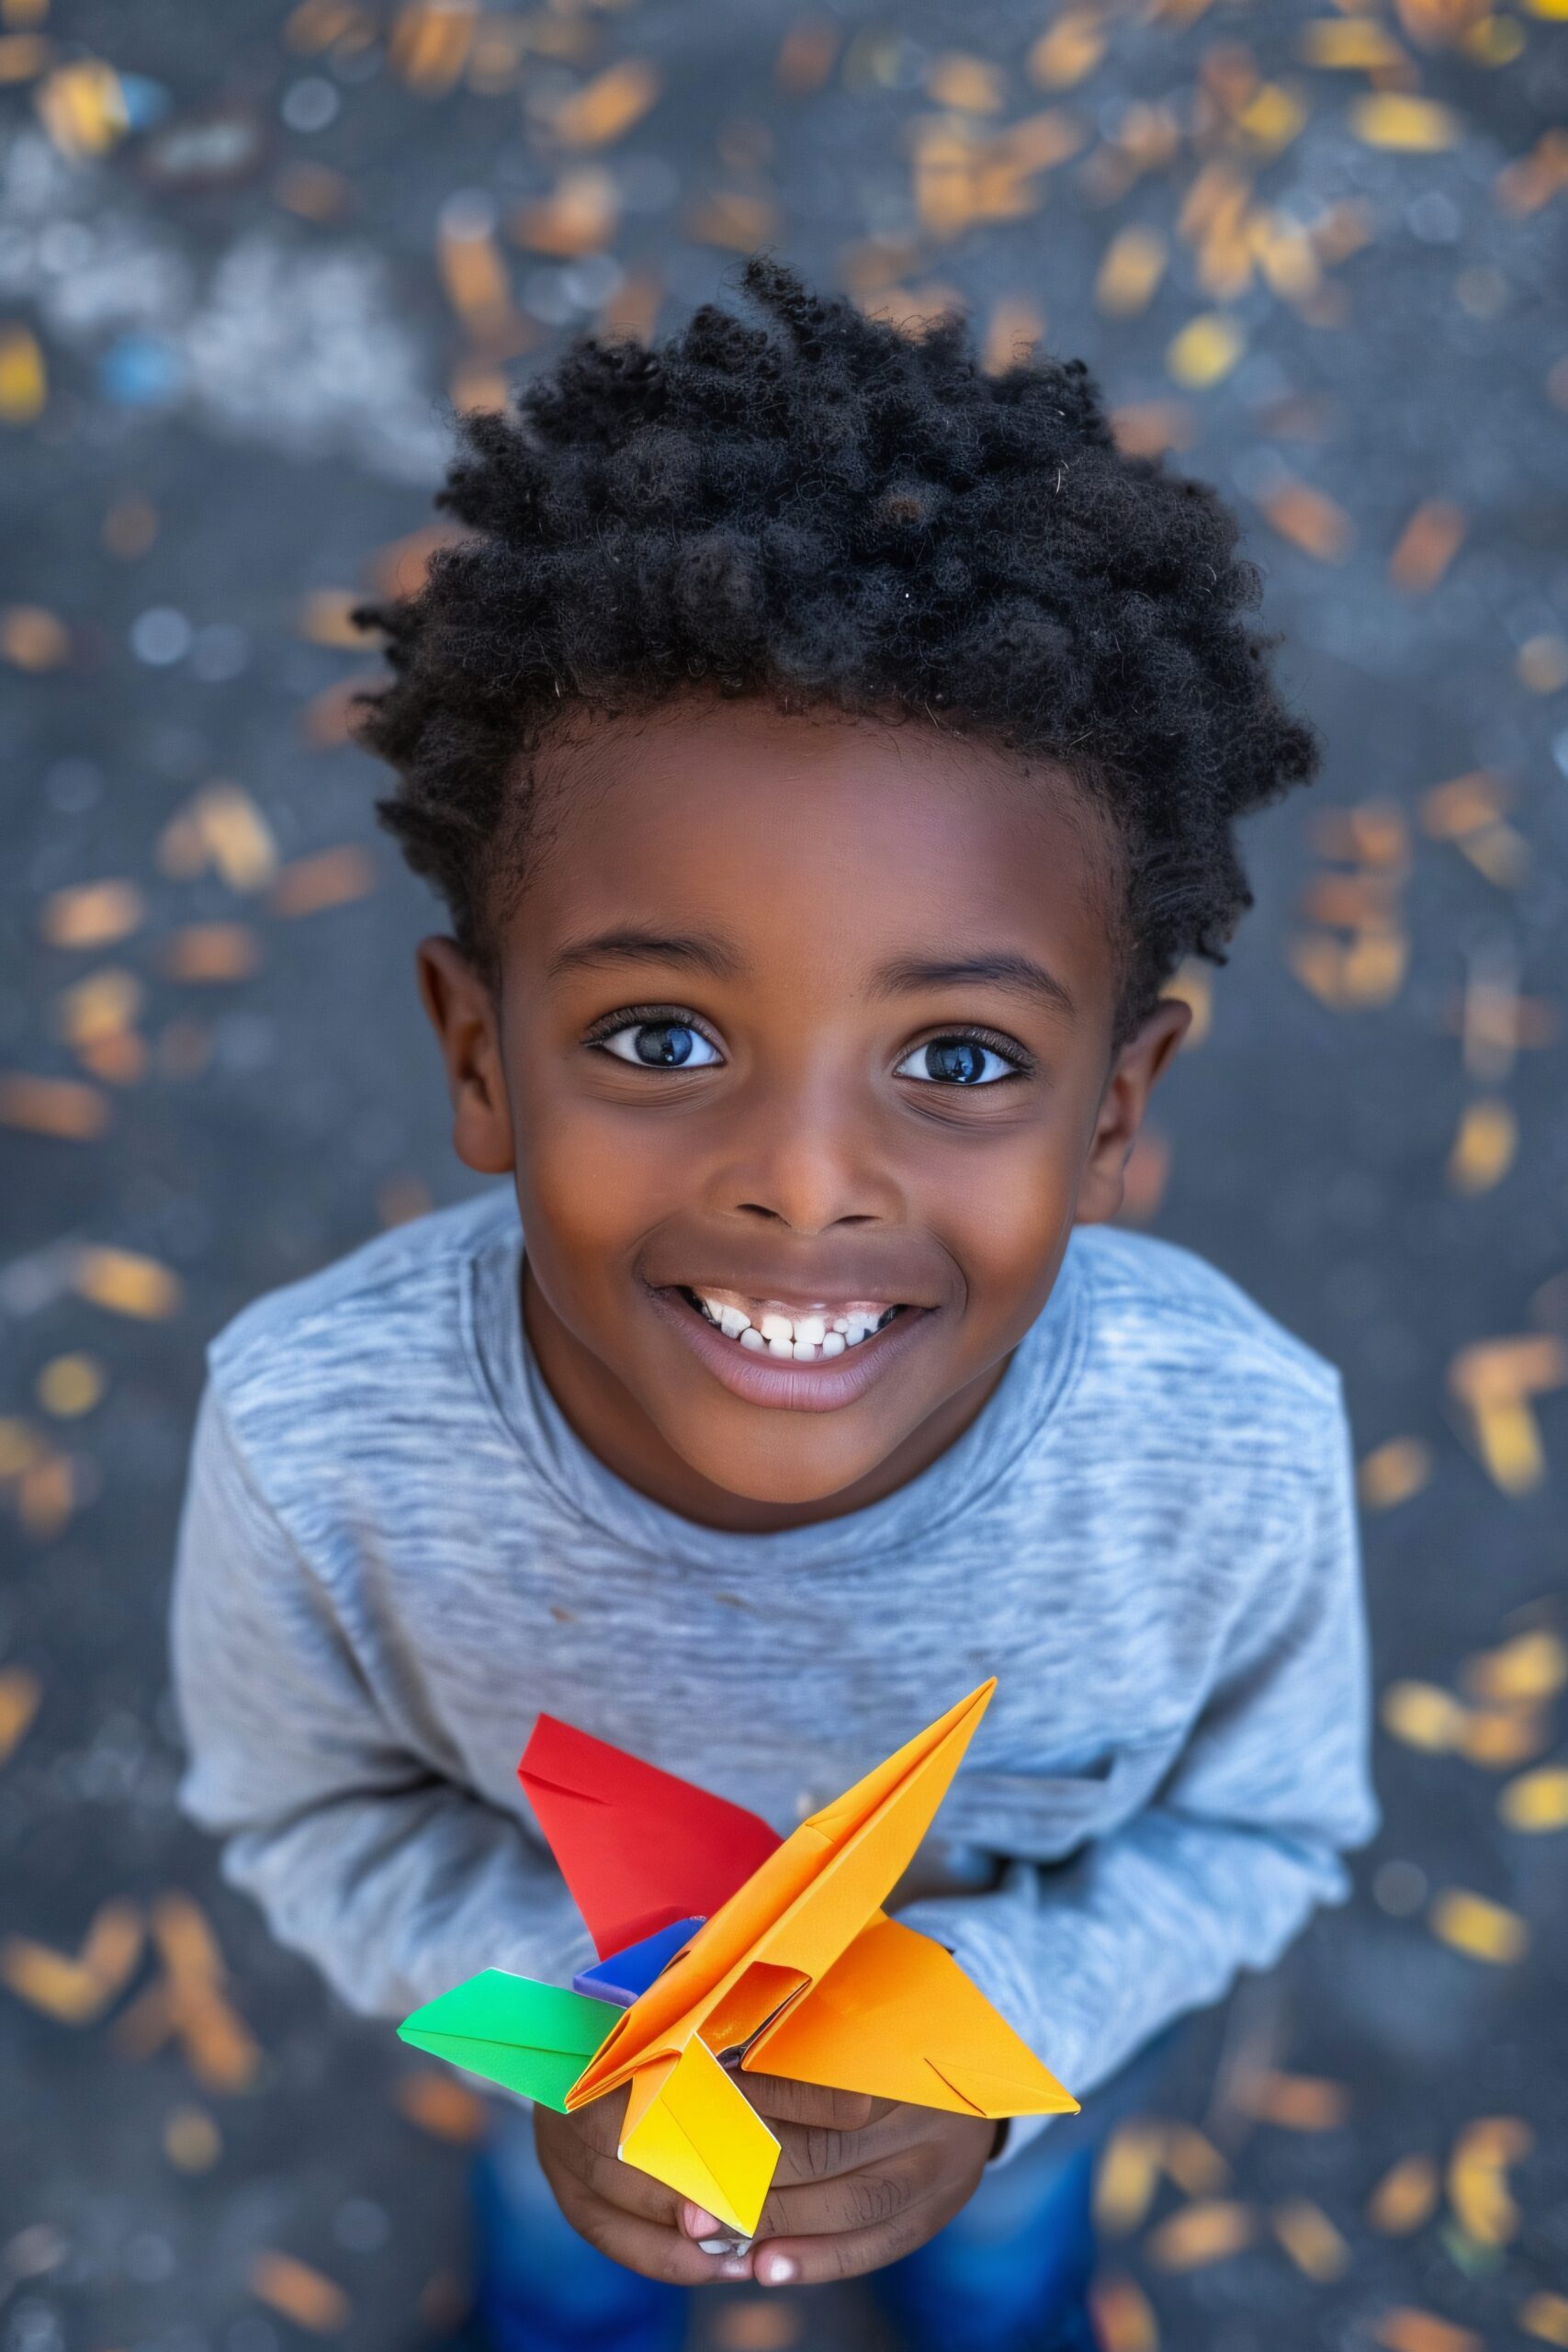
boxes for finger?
[754,2147,936,2242]
[535,2107,682,2231]
[765,2104,927,2189]
[551,2174,753,2287]
[750,2187,958,2288]
[740,2073,894,2133]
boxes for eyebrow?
[547,926,743,980]
[874,953,1077,1019]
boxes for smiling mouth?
[676,1285,905,1364]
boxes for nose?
[710,1063,903,1238]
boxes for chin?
[667,1420,897,1511]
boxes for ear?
[1074,997,1190,1227]
[416,937,515,1177]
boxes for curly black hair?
[355,256,1315,1037]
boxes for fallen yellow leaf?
[1234,2070,1349,2131]
[73,1247,183,1321]
[1429,1887,1529,1963]
[394,2069,489,2142]
[1350,93,1462,150]
[40,878,145,950]
[270,845,378,917]
[550,58,661,150]
[0,1667,41,1764]
[1028,11,1107,88]
[1446,1098,1517,1194]
[1096,226,1168,317]
[1167,312,1244,389]
[1093,2120,1163,2234]
[1519,2290,1568,2345]
[0,1074,110,1140]
[1381,1680,1467,1752]
[1087,2274,1159,2352]
[249,2252,350,2334]
[1499,1765,1568,1832]
[1371,2311,1483,2352]
[0,603,68,666]
[1390,500,1467,592]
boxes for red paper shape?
[519,1714,782,1961]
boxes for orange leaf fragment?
[1519,2290,1568,2345]
[1358,1438,1432,1510]
[270,844,377,917]
[0,34,52,84]
[40,878,145,950]
[0,1666,40,1763]
[389,0,475,96]
[1259,481,1353,562]
[0,1074,109,1140]
[0,604,69,667]
[685,191,782,252]
[1096,226,1168,317]
[1367,2153,1439,2234]
[1298,18,1411,69]
[1167,312,1244,389]
[1456,1705,1545,1769]
[1429,1887,1529,1963]
[927,51,1005,112]
[1029,11,1107,89]
[164,2104,221,2172]
[1469,1631,1562,1706]
[1496,128,1568,216]
[1517,632,1568,694]
[1372,2311,1483,2352]
[249,2252,350,2334]
[395,2068,489,2142]
[34,58,128,158]
[160,922,262,984]
[982,297,1046,374]
[774,21,839,96]
[511,165,620,257]
[1145,2199,1255,2271]
[73,1246,182,1321]
[0,1898,143,2023]
[1110,401,1197,458]
[1390,501,1466,592]
[1234,2069,1349,2131]
[1271,2198,1348,2280]
[550,59,661,150]
[1159,2122,1229,2197]
[1087,2273,1159,2352]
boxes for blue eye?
[897,1037,1018,1086]
[601,1021,722,1069]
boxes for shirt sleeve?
[899,1391,1377,2157]
[171,1383,592,2018]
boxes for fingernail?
[758,2253,797,2287]
[683,2203,721,2238]
[718,2254,751,2278]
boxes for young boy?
[173,261,1374,2352]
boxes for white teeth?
[689,1288,901,1362]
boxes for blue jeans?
[472,2111,1100,2352]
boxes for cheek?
[509,1073,684,1274]
[918,1126,1083,1313]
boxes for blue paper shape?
[572,1916,706,2009]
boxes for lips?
[645,1279,933,1413]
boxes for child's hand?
[535,2072,997,2287]
[727,2073,998,2286]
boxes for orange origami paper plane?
[399,1680,1077,2235]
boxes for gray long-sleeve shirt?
[173,1189,1375,2146]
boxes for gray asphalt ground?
[2,3,1566,2347]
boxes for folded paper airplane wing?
[397,1969,612,2109]
[619,2039,781,2237]
[520,1713,782,1961]
[745,1915,1079,2120]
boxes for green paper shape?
[398,1969,612,2110]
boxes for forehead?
[512,697,1121,1005]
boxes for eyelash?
[584,1010,1032,1081]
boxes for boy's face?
[421,700,1187,1530]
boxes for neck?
[521,1261,1009,1535]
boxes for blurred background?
[2,0,1566,2347]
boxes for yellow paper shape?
[748,1915,1077,2119]
[618,2038,780,2236]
